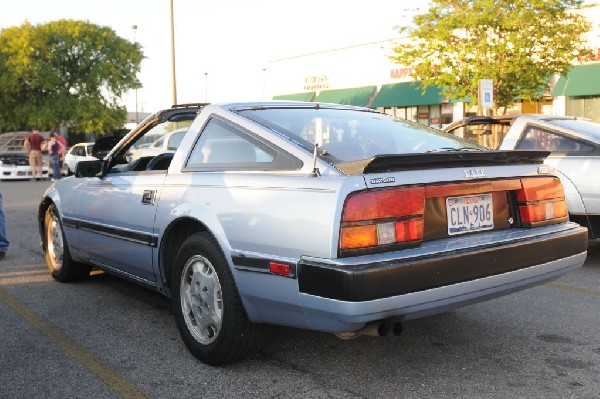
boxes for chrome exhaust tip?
[335,321,394,339]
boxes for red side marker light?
[270,262,290,276]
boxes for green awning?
[552,64,600,97]
[272,92,315,101]
[314,86,376,106]
[371,82,444,108]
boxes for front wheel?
[172,232,263,365]
[44,205,90,282]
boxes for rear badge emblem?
[463,168,486,179]
[537,166,550,174]
[370,177,395,184]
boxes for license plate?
[446,194,494,236]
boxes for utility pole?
[204,72,208,103]
[262,68,266,100]
[170,0,177,105]
[132,24,138,123]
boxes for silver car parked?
[39,102,588,365]
[444,115,600,239]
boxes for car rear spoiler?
[335,150,551,176]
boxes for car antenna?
[309,143,321,178]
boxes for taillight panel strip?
[339,176,568,257]
[424,179,522,198]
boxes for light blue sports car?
[39,102,588,365]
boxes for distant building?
[269,4,600,124]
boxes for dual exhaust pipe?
[335,321,403,340]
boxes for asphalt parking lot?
[1,179,599,399]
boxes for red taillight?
[339,187,425,253]
[517,177,568,224]
[269,262,290,276]
[342,187,424,221]
[396,218,424,242]
[339,177,568,256]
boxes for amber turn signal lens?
[340,225,378,249]
[517,177,567,224]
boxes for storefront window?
[566,97,600,122]
[406,107,417,122]
[429,106,441,129]
[584,98,600,121]
[383,107,395,117]
[441,103,453,126]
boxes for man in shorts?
[24,127,45,181]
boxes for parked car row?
[444,115,600,238]
[39,102,587,365]
[0,152,49,180]
[1,140,131,180]
[63,142,95,175]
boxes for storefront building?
[269,39,464,129]
[270,6,600,126]
[552,62,600,121]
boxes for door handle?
[141,190,156,205]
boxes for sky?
[1,0,429,114]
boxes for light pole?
[131,24,138,123]
[204,72,208,103]
[169,0,177,105]
[262,68,266,100]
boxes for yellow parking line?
[0,269,51,285]
[546,282,600,297]
[0,275,53,284]
[0,285,151,399]
[0,270,48,277]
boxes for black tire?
[44,205,91,282]
[172,232,263,365]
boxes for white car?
[63,142,95,175]
[444,115,600,238]
[127,128,187,160]
[0,152,49,180]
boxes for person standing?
[54,131,67,174]
[0,181,8,259]
[24,127,46,181]
[48,132,63,181]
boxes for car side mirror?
[76,160,103,178]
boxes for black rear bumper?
[298,226,588,302]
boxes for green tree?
[0,19,143,133]
[390,0,592,113]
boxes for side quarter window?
[517,126,593,153]
[185,118,302,171]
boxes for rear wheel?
[44,205,90,282]
[172,232,263,365]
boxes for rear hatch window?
[238,107,484,163]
